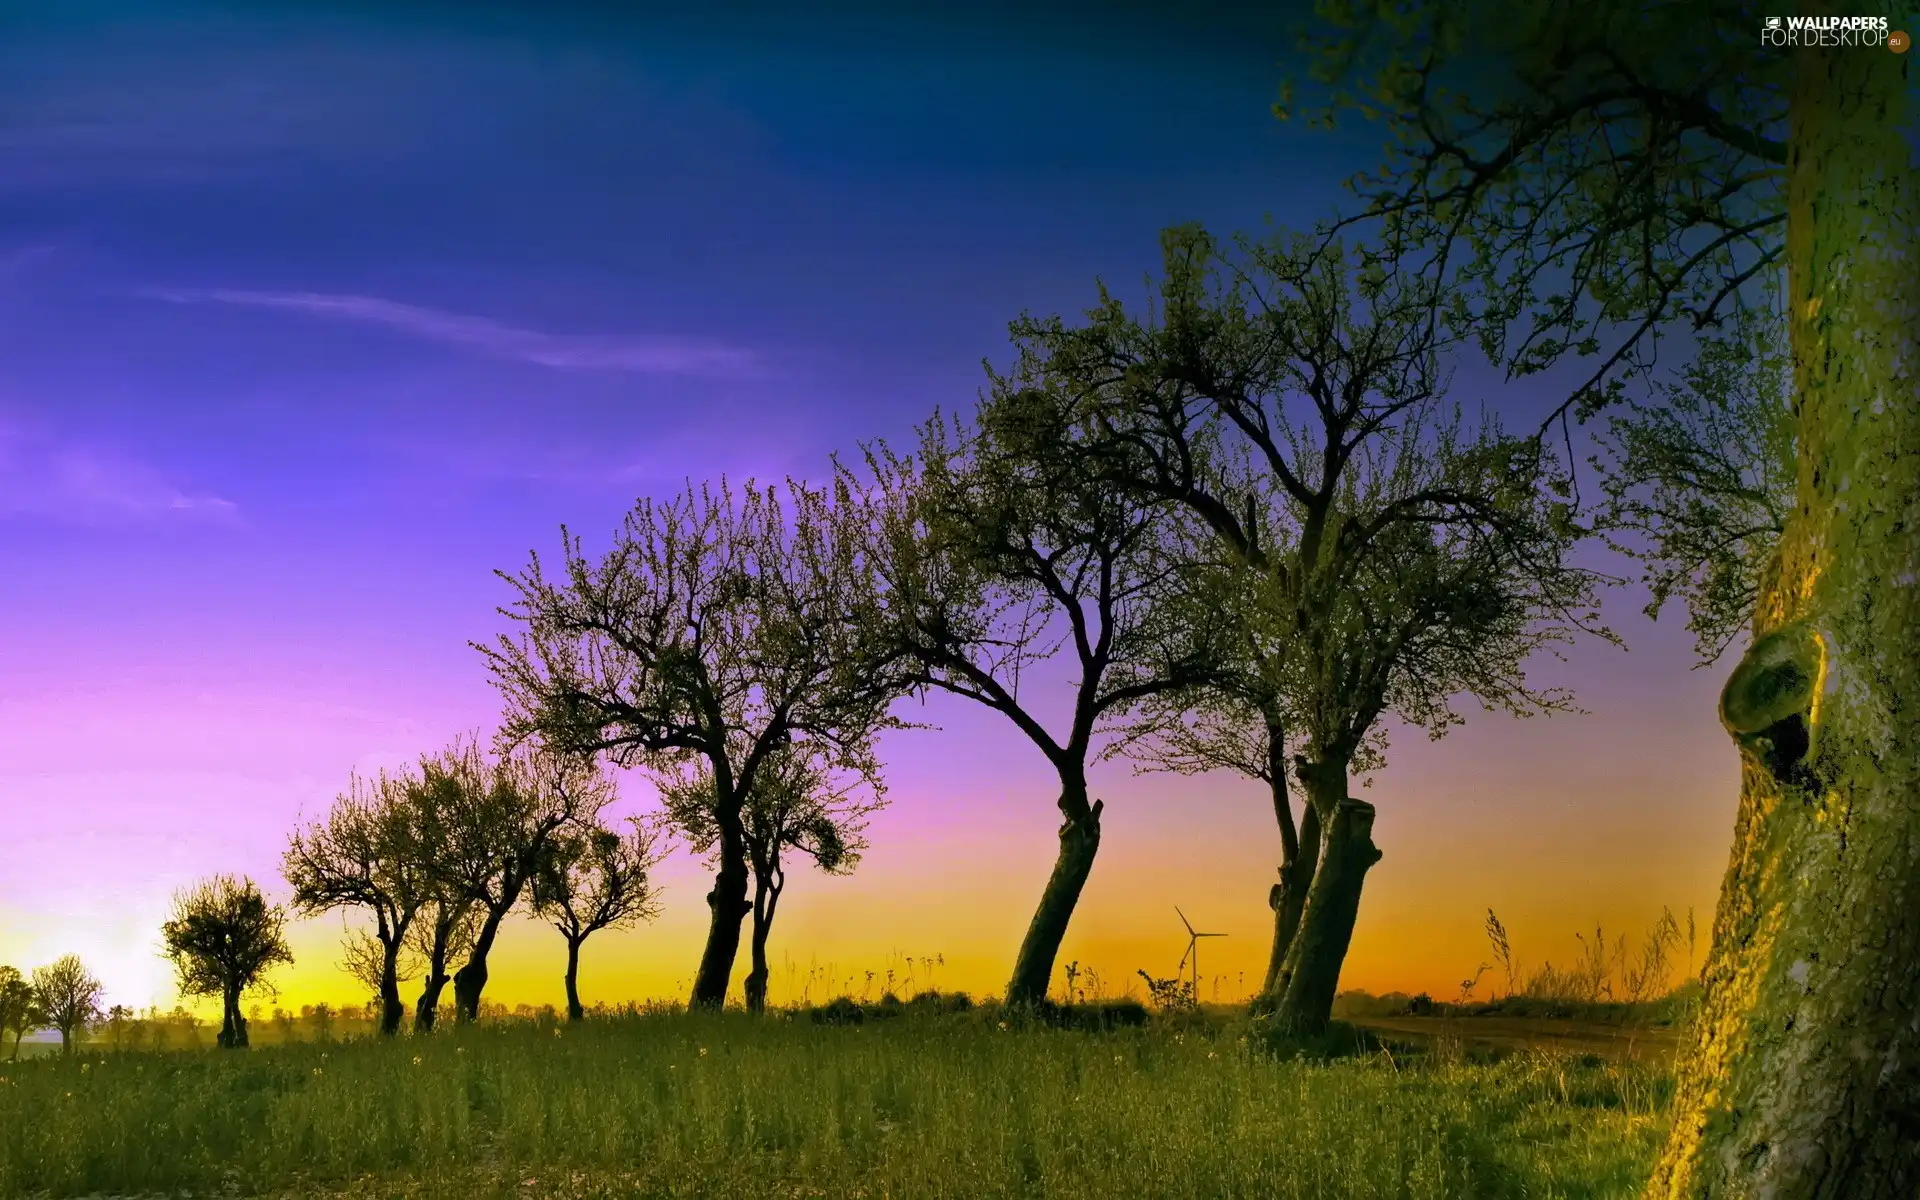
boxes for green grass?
[0,1009,1670,1199]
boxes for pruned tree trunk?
[692,804,754,1010]
[1647,18,1919,1197]
[1006,776,1103,1008]
[452,907,510,1024]
[1258,801,1320,1009]
[563,936,584,1022]
[1272,758,1382,1037]
[744,870,782,1014]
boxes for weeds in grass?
[0,1005,1669,1199]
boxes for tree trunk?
[562,935,584,1022]
[744,870,783,1013]
[1005,772,1102,1008]
[691,801,753,1010]
[219,984,247,1049]
[1258,800,1320,1009]
[415,972,449,1033]
[452,905,510,1024]
[377,935,406,1036]
[1647,15,1919,1197]
[1272,758,1382,1037]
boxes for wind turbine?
[1175,907,1226,1000]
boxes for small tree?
[284,768,428,1036]
[160,874,294,1049]
[482,479,913,1009]
[0,967,35,1061]
[406,895,479,1033]
[660,744,884,1011]
[424,738,611,1023]
[32,955,103,1054]
[531,817,665,1020]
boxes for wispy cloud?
[0,416,239,525]
[139,288,762,376]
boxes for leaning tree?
[160,874,294,1049]
[1293,1,1915,1190]
[421,738,610,1024]
[482,479,913,1009]
[284,767,428,1036]
[848,376,1224,1008]
[1032,226,1604,1031]
[660,743,885,1011]
[531,817,665,1020]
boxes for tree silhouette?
[284,767,428,1036]
[531,817,665,1020]
[659,744,883,1011]
[421,738,610,1024]
[848,378,1223,1008]
[32,955,102,1055]
[0,966,35,1061]
[161,874,294,1049]
[1297,1,1915,1188]
[1018,226,1604,1031]
[482,479,913,1009]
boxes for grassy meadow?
[0,1003,1674,1199]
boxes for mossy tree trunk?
[691,778,753,1010]
[1271,757,1382,1037]
[1648,15,1918,1196]
[1005,769,1102,1008]
[218,983,248,1049]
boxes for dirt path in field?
[1348,1015,1682,1062]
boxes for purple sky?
[0,1,1740,1011]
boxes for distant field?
[0,1009,1671,1199]
[1348,1016,1683,1063]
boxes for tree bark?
[415,972,450,1033]
[219,983,248,1049]
[563,936,584,1022]
[744,868,783,1013]
[452,906,510,1023]
[377,933,406,1037]
[1271,758,1382,1037]
[691,800,754,1010]
[1648,13,1919,1196]
[1005,772,1102,1007]
[1258,800,1320,1009]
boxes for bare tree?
[160,874,294,1049]
[847,377,1223,1008]
[32,955,103,1055]
[481,479,913,1009]
[531,817,665,1020]
[660,744,884,1011]
[284,769,427,1036]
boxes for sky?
[0,0,1741,1017]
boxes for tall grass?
[0,1007,1668,1199]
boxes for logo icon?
[1766,16,1782,30]
[1892,29,1911,52]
